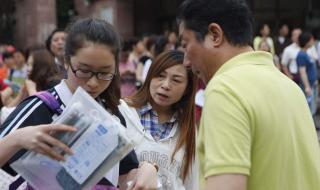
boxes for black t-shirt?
[0,87,138,186]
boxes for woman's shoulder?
[119,99,143,114]
[119,98,134,109]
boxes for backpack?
[34,91,63,115]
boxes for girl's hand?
[127,162,158,190]
[14,124,76,161]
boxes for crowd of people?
[0,0,319,189]
[253,23,320,116]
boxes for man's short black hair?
[298,31,313,48]
[177,0,253,46]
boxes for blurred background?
[0,0,319,50]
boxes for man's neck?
[207,45,253,81]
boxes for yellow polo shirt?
[198,51,320,190]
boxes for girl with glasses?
[0,18,157,190]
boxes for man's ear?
[207,23,224,47]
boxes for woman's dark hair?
[154,36,168,57]
[45,28,65,55]
[127,50,197,181]
[127,37,143,51]
[29,49,61,90]
[298,31,313,48]
[64,18,122,114]
[255,23,270,36]
[177,0,253,46]
[145,35,157,51]
[2,52,14,61]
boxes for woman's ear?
[207,23,224,47]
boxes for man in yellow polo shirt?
[178,0,320,190]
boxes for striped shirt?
[139,103,178,141]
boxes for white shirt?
[307,45,319,64]
[118,100,199,190]
[281,43,300,74]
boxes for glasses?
[69,63,116,81]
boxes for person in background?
[297,31,318,116]
[141,34,150,49]
[281,28,302,83]
[167,31,178,50]
[1,51,22,98]
[128,37,146,68]
[253,23,275,55]
[0,45,11,81]
[258,39,281,69]
[11,49,28,87]
[274,23,291,60]
[26,48,62,94]
[46,29,67,78]
[0,80,11,108]
[119,50,137,98]
[2,51,16,82]
[306,30,319,65]
[136,36,173,86]
[178,0,320,189]
[136,35,157,84]
[0,49,62,124]
[0,57,9,81]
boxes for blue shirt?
[139,103,177,141]
[297,51,318,86]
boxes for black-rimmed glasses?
[69,63,116,81]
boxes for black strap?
[113,107,127,127]
[9,176,25,190]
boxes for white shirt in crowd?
[281,43,319,74]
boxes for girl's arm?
[0,124,76,167]
[118,162,158,190]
